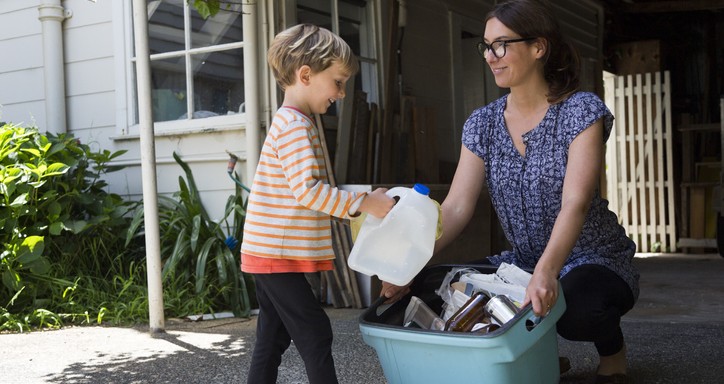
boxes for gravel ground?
[2,253,722,384]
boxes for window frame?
[113,0,247,139]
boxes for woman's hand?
[379,281,411,304]
[522,268,559,316]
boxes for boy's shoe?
[559,356,571,374]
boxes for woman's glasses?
[477,37,536,59]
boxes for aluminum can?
[484,295,519,325]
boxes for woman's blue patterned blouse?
[462,91,639,300]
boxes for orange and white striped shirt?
[240,106,365,273]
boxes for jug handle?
[385,186,409,202]
[361,187,410,228]
[375,187,408,226]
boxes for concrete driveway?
[1,253,723,383]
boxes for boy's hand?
[359,188,395,218]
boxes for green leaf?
[191,0,220,19]
[163,228,190,277]
[43,162,70,177]
[28,256,51,275]
[2,269,21,291]
[47,201,62,220]
[190,214,201,252]
[16,236,45,265]
[20,148,41,157]
[65,220,89,234]
[49,221,64,236]
[10,193,28,207]
[125,205,146,246]
[195,238,217,293]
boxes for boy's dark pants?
[247,273,338,384]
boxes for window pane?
[191,49,245,117]
[297,0,332,28]
[148,0,185,55]
[190,3,243,49]
[150,56,188,122]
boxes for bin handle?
[368,296,393,319]
[525,311,544,332]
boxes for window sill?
[111,114,247,141]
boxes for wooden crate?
[609,40,661,76]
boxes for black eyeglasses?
[477,37,537,59]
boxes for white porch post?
[243,0,261,183]
[132,0,165,333]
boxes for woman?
[381,1,638,383]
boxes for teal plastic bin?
[359,264,565,384]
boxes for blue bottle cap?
[413,183,430,195]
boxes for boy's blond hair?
[267,24,359,90]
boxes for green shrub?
[1,124,253,332]
[126,151,254,318]
[1,123,139,331]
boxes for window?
[296,0,380,105]
[292,0,381,182]
[124,0,246,135]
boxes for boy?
[240,24,394,384]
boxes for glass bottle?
[444,291,491,332]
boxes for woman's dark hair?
[486,0,580,103]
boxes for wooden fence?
[604,71,677,252]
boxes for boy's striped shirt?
[241,107,364,270]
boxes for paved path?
[2,254,723,383]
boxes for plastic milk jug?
[348,184,439,286]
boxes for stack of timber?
[315,114,363,309]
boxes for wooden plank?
[677,238,717,248]
[626,74,640,247]
[396,96,416,183]
[341,224,362,308]
[603,72,616,203]
[616,75,629,230]
[380,0,399,183]
[323,270,344,308]
[635,74,648,251]
[412,106,439,183]
[334,76,356,184]
[690,187,707,239]
[677,123,720,132]
[316,114,352,308]
[620,0,724,13]
[332,221,357,307]
[366,103,378,182]
[644,73,660,250]
[649,75,674,252]
[721,97,724,217]
[662,71,677,251]
[346,91,370,184]
[316,114,363,309]
[652,71,669,251]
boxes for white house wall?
[0,0,251,221]
[0,1,46,127]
